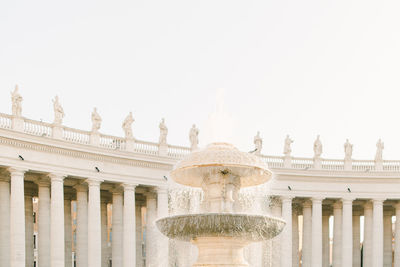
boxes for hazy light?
[202,88,235,146]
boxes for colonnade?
[0,167,169,267]
[277,196,400,267]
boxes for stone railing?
[0,113,12,129]
[23,118,53,137]
[0,112,192,158]
[259,154,400,172]
[63,126,90,144]
[0,111,398,171]
[168,144,191,158]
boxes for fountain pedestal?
[192,237,249,267]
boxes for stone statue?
[52,96,65,125]
[189,124,199,150]
[122,112,134,139]
[283,135,293,156]
[11,85,23,117]
[313,135,322,158]
[344,139,353,160]
[91,107,102,133]
[254,131,262,154]
[375,139,384,161]
[159,118,168,145]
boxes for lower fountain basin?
[156,213,285,242]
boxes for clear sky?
[1,0,400,160]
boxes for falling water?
[164,181,284,267]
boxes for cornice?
[0,134,173,171]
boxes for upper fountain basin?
[156,213,285,242]
[171,142,272,187]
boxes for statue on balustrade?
[375,139,384,161]
[11,85,23,117]
[52,96,65,125]
[122,112,134,139]
[313,135,323,158]
[189,124,199,151]
[344,139,353,160]
[91,107,102,133]
[159,118,168,145]
[254,131,262,154]
[283,135,293,156]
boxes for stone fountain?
[156,142,286,267]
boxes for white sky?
[1,0,400,160]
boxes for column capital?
[122,183,137,191]
[35,176,50,187]
[281,195,293,204]
[394,201,400,210]
[311,197,324,204]
[383,209,394,216]
[333,201,342,209]
[110,184,124,195]
[364,200,373,209]
[341,197,355,204]
[145,191,157,199]
[303,199,312,208]
[372,198,386,204]
[86,178,103,187]
[156,186,168,195]
[74,182,88,192]
[7,167,27,176]
[48,173,67,182]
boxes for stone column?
[292,208,299,267]
[88,179,102,267]
[333,201,342,267]
[363,201,373,267]
[37,178,51,267]
[101,194,108,267]
[322,211,330,267]
[64,197,72,267]
[311,197,323,267]
[281,196,292,267]
[341,198,353,267]
[9,167,26,267]
[25,189,34,267]
[75,183,88,267]
[112,188,123,267]
[383,210,393,267]
[157,187,169,267]
[50,173,66,267]
[394,203,400,267]
[0,175,10,267]
[123,184,137,267]
[372,199,384,267]
[136,203,143,267]
[272,200,282,267]
[146,192,157,267]
[302,200,312,267]
[352,211,361,267]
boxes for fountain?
[156,142,286,267]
